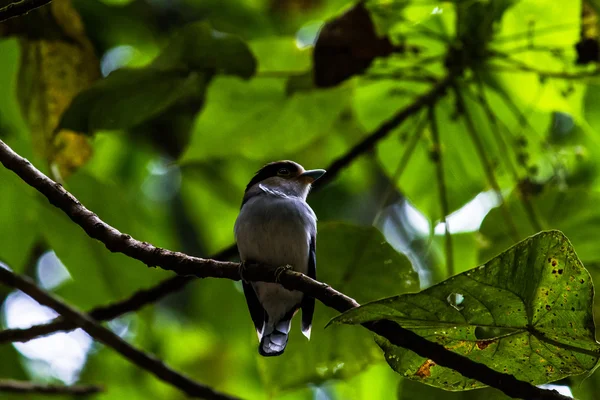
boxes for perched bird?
[234,160,326,356]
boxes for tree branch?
[0,379,101,395]
[0,275,192,343]
[0,246,239,344]
[0,0,52,23]
[0,75,455,343]
[0,139,570,400]
[0,268,238,399]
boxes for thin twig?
[492,22,579,43]
[313,73,455,189]
[0,139,570,400]
[373,112,428,225]
[0,379,101,395]
[468,77,543,233]
[0,275,192,343]
[0,272,238,399]
[0,0,52,23]
[452,84,521,242]
[488,51,600,80]
[0,243,237,344]
[487,64,600,81]
[428,105,454,276]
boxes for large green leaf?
[398,378,510,400]
[479,188,600,265]
[332,231,599,390]
[58,21,256,134]
[257,223,419,393]
[152,22,257,79]
[180,77,351,162]
[59,68,208,133]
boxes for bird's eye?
[277,168,290,176]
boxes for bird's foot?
[275,265,293,283]
[238,261,249,283]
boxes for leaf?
[398,378,510,400]
[257,223,419,392]
[179,76,351,162]
[41,173,175,308]
[479,188,600,265]
[0,167,39,272]
[489,1,584,117]
[249,37,311,73]
[313,2,399,87]
[0,0,100,178]
[59,68,209,133]
[152,22,257,79]
[376,92,511,221]
[58,21,256,135]
[332,231,600,390]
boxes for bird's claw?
[275,265,293,283]
[239,261,249,283]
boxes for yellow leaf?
[1,0,100,178]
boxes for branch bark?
[0,379,101,395]
[0,267,238,400]
[0,138,570,400]
[0,0,52,23]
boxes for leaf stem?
[0,0,52,23]
[453,84,521,242]
[428,105,454,276]
[468,76,543,233]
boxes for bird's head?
[245,160,326,200]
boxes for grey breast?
[235,194,316,274]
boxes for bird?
[234,160,326,356]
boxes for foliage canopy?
[1,0,600,399]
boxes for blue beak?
[300,169,326,183]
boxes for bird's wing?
[301,234,316,339]
[243,282,265,340]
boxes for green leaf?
[58,21,256,135]
[490,1,583,117]
[398,378,510,400]
[479,188,600,265]
[0,164,39,272]
[376,92,511,221]
[180,77,351,162]
[41,173,174,308]
[258,223,419,392]
[59,68,208,133]
[152,22,257,79]
[332,231,600,390]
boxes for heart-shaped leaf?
[332,231,600,390]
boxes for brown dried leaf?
[313,2,400,88]
[1,0,100,178]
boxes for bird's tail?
[259,318,292,357]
